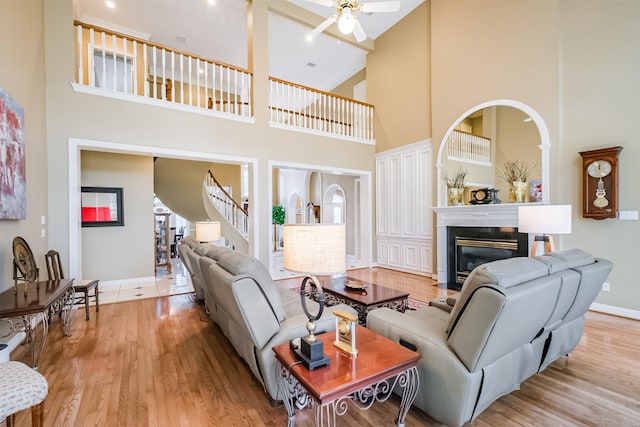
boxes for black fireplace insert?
[447,226,528,291]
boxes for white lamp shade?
[283,224,346,274]
[518,205,572,234]
[195,221,221,242]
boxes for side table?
[273,326,419,426]
[74,279,99,321]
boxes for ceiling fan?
[300,0,401,42]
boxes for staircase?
[202,171,249,252]
[153,158,248,253]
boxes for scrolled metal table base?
[2,286,74,369]
[277,362,419,427]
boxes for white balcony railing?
[268,77,375,144]
[73,21,252,118]
[447,130,492,165]
[73,21,375,143]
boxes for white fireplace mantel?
[432,203,537,283]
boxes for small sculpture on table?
[12,236,39,297]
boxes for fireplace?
[446,226,528,290]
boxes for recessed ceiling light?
[208,0,215,4]
[105,1,115,9]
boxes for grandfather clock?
[579,146,623,220]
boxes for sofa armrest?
[367,307,482,427]
[428,294,459,313]
[232,276,281,349]
[257,303,356,401]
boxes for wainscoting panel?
[376,140,433,276]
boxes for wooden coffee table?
[310,276,409,325]
[274,325,419,427]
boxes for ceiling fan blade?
[360,1,401,13]
[353,19,367,42]
[296,0,336,7]
[308,15,337,40]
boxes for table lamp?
[518,205,572,257]
[195,221,221,243]
[283,223,346,370]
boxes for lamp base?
[530,234,555,257]
[293,337,330,370]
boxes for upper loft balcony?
[71,20,376,145]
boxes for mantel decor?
[500,160,534,203]
[81,186,124,227]
[443,167,467,206]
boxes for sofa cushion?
[181,236,199,249]
[535,248,595,273]
[217,251,285,321]
[447,257,549,333]
[197,244,229,260]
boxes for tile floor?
[88,256,194,307]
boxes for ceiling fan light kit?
[299,0,400,42]
[338,7,356,34]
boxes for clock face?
[475,189,487,201]
[587,160,612,178]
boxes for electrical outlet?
[602,282,610,292]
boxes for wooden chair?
[0,361,48,427]
[44,250,100,321]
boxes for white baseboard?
[99,276,156,289]
[589,302,640,320]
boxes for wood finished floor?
[10,267,640,426]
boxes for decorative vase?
[448,187,464,206]
[513,181,528,203]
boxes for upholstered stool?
[0,361,48,427]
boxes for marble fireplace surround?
[433,204,536,284]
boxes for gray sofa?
[177,236,355,402]
[367,249,613,426]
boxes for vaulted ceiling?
[74,0,424,92]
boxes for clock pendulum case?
[578,146,623,219]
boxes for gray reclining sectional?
[367,249,612,426]
[177,236,356,403]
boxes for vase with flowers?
[443,167,467,206]
[499,160,533,203]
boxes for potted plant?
[442,167,467,206]
[272,205,285,251]
[499,160,533,203]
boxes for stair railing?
[204,171,249,240]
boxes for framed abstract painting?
[0,87,26,220]
[81,186,124,227]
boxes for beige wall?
[367,2,431,152]
[42,0,375,272]
[331,68,367,100]
[428,0,638,311]
[210,162,242,205]
[0,0,48,291]
[81,151,154,280]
